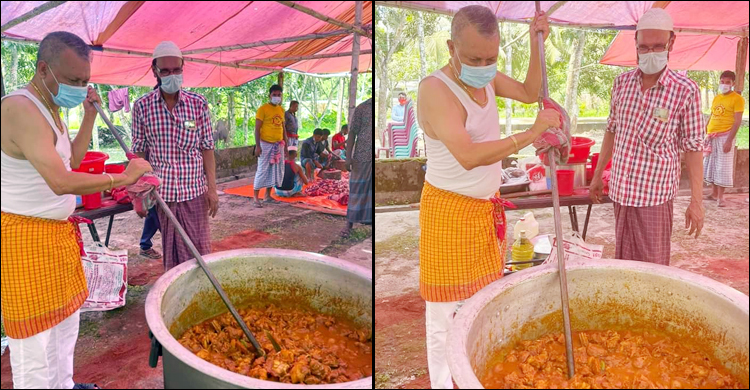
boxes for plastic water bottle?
[513,212,539,241]
[511,230,535,271]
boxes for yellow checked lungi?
[1,212,89,339]
[419,181,511,302]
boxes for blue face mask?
[43,67,88,108]
[160,74,183,94]
[453,48,497,88]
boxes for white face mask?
[719,84,732,94]
[638,51,669,75]
[271,96,282,105]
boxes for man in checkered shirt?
[590,9,705,265]
[132,41,219,271]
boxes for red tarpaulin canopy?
[380,1,749,72]
[1,1,373,87]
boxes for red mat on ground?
[224,184,347,216]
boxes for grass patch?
[375,371,393,389]
[376,232,419,257]
[262,226,282,234]
[348,226,371,242]
[79,318,101,339]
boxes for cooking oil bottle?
[511,230,534,271]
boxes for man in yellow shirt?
[253,84,288,207]
[704,70,745,207]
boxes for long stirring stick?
[92,102,269,356]
[534,1,575,378]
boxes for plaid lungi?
[1,212,88,339]
[613,200,673,266]
[419,182,510,302]
[254,140,285,189]
[347,161,373,224]
[157,192,211,271]
[703,133,735,188]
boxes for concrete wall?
[377,150,750,206]
[214,146,257,179]
[375,158,427,205]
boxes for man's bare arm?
[202,149,217,191]
[724,112,744,141]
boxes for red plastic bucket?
[82,192,102,210]
[556,169,575,196]
[590,152,612,171]
[105,163,126,174]
[74,151,109,174]
[567,137,595,163]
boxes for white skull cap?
[636,8,674,31]
[152,41,183,59]
[288,146,298,151]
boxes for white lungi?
[426,301,463,389]
[8,310,80,389]
[703,132,735,188]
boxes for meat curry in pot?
[178,304,372,385]
[481,329,742,389]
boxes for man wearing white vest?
[416,5,560,389]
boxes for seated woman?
[274,147,309,197]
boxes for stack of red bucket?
[72,151,109,209]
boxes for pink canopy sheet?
[1,1,373,87]
[383,1,748,71]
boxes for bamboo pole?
[242,50,372,65]
[276,1,372,39]
[181,27,371,55]
[1,1,67,32]
[735,37,748,93]
[347,1,363,125]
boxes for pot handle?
[149,331,163,368]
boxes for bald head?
[451,5,499,43]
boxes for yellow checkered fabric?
[1,212,88,339]
[419,182,507,302]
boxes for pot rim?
[145,248,373,389]
[446,258,750,389]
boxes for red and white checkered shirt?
[606,68,704,207]
[132,89,214,203]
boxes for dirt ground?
[374,193,749,389]
[0,176,372,389]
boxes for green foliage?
[736,125,749,150]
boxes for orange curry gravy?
[481,330,742,389]
[178,304,372,384]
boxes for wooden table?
[502,192,612,275]
[509,193,612,241]
[73,201,133,247]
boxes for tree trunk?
[503,23,513,137]
[117,110,132,143]
[336,77,344,131]
[417,11,427,80]
[227,90,235,146]
[244,87,250,145]
[564,30,586,133]
[376,59,390,147]
[10,44,19,90]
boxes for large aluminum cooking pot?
[447,259,749,388]
[145,249,372,389]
